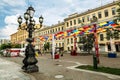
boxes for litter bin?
[108,52,117,58]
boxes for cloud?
[64,0,74,4]
[4,15,19,25]
[0,0,115,39]
[0,0,26,7]
[0,24,18,39]
[0,14,19,39]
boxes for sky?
[0,0,115,39]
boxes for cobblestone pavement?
[0,58,35,80]
[1,53,120,80]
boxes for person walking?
[38,49,42,56]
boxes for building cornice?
[64,1,119,21]
[37,22,64,31]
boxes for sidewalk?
[0,58,35,80]
[1,53,120,80]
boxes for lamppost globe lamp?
[24,12,29,20]
[39,16,43,23]
[27,6,35,18]
[17,16,22,25]
[39,16,43,26]
[31,19,35,26]
[17,6,43,73]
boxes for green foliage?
[106,29,112,40]
[78,34,94,53]
[106,28,120,40]
[0,43,21,50]
[43,42,50,51]
[114,30,119,39]
[76,65,120,75]
[12,44,21,48]
[0,43,12,50]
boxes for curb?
[65,60,120,80]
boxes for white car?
[19,48,25,57]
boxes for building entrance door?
[115,44,120,52]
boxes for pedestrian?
[60,49,63,57]
[38,49,42,56]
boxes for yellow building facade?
[33,22,65,50]
[33,1,120,53]
[10,24,28,47]
[11,1,120,53]
[64,1,120,52]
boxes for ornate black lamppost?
[17,6,43,73]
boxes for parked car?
[19,48,25,57]
[3,49,10,57]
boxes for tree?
[43,42,50,51]
[0,43,12,50]
[78,34,94,53]
[106,29,113,40]
[0,44,7,50]
[11,43,21,48]
[0,43,21,50]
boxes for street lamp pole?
[17,6,43,73]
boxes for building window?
[53,29,54,33]
[112,7,116,15]
[56,28,57,32]
[68,47,70,51]
[59,43,61,47]
[100,34,104,41]
[67,38,69,44]
[104,10,109,17]
[82,17,85,22]
[71,38,73,44]
[87,15,90,21]
[62,26,64,30]
[67,22,69,27]
[98,12,102,19]
[56,43,57,47]
[50,30,52,33]
[58,27,60,31]
[107,44,111,51]
[48,30,49,34]
[70,21,72,26]
[71,46,73,50]
[74,19,76,25]
[62,43,64,47]
[78,18,81,24]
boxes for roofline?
[64,1,119,21]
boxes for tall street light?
[17,6,43,73]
